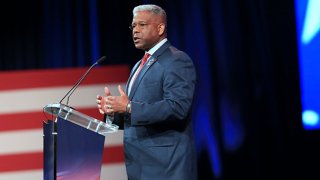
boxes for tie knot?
[141,53,150,66]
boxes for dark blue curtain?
[1,0,311,179]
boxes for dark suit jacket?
[113,41,197,180]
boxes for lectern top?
[43,103,118,135]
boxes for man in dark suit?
[97,4,197,180]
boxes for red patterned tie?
[140,53,150,68]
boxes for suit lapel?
[126,62,140,93]
[129,55,156,99]
[129,41,171,99]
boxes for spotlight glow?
[301,0,320,44]
[302,110,319,126]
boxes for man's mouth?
[133,37,141,43]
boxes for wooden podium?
[43,103,118,180]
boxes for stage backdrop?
[0,65,129,179]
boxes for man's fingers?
[106,96,115,101]
[99,109,104,114]
[96,95,102,100]
[104,87,111,96]
[98,87,112,115]
[104,105,114,114]
[118,85,126,96]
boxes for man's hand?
[96,85,129,115]
[105,85,129,113]
[96,86,111,115]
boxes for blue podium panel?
[56,117,105,180]
[43,104,117,180]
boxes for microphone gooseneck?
[59,56,106,105]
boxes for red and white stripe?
[0,66,130,180]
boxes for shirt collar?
[146,38,168,56]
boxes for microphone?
[59,56,106,105]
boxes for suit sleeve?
[130,52,197,126]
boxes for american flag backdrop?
[0,65,129,179]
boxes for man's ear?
[158,23,166,36]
